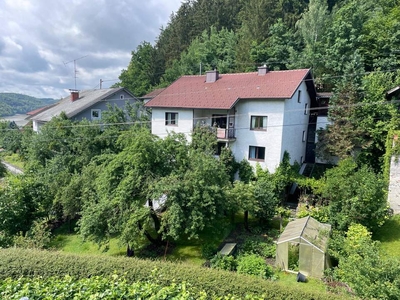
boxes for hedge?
[0,248,349,299]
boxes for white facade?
[150,85,311,173]
[281,81,311,165]
[151,108,194,140]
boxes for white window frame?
[91,109,101,121]
[249,146,265,161]
[250,115,268,131]
[165,112,178,126]
[302,130,306,142]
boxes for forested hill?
[116,0,400,98]
[0,93,56,117]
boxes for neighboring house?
[139,88,166,104]
[30,88,138,132]
[145,67,318,172]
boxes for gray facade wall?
[73,90,136,121]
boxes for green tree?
[356,70,400,171]
[322,159,388,232]
[331,224,400,299]
[116,42,163,97]
[79,128,169,247]
[292,0,330,77]
[316,75,367,160]
[227,181,255,230]
[152,150,231,241]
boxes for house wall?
[281,82,311,165]
[32,120,45,132]
[232,99,285,172]
[151,108,194,140]
[73,90,134,121]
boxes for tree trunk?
[126,243,134,257]
[244,210,249,231]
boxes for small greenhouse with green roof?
[276,216,331,279]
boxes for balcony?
[216,128,236,141]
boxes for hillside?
[0,93,56,117]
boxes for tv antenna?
[63,55,88,90]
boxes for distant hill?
[0,93,57,117]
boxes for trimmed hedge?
[0,248,348,299]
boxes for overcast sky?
[0,0,182,99]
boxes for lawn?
[374,214,400,258]
[1,152,24,170]
[168,216,236,265]
[50,222,125,256]
[48,216,334,295]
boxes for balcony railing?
[216,128,235,140]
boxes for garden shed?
[276,216,331,279]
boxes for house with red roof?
[145,67,318,172]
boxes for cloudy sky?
[0,0,182,99]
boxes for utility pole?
[63,55,88,90]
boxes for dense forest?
[1,0,400,298]
[0,93,56,117]
[115,0,400,97]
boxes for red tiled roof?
[141,88,166,98]
[26,104,57,116]
[145,69,311,109]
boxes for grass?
[274,271,328,294]
[168,216,236,265]
[373,214,400,258]
[1,152,24,170]
[50,222,125,256]
[47,216,336,295]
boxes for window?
[297,90,301,103]
[91,109,101,120]
[120,94,124,100]
[165,112,178,126]
[249,146,265,161]
[304,103,308,115]
[302,130,306,142]
[250,116,268,131]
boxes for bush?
[239,237,276,258]
[201,243,217,260]
[210,253,237,271]
[237,254,273,279]
[0,248,347,300]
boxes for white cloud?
[0,0,182,98]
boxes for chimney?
[206,69,219,83]
[258,65,269,76]
[70,89,79,102]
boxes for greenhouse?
[276,216,331,279]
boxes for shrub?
[201,243,217,260]
[0,248,348,300]
[238,236,276,258]
[210,253,237,271]
[237,254,273,279]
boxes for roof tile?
[145,69,310,109]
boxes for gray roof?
[277,216,331,252]
[31,88,128,122]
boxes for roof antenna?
[64,55,88,90]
